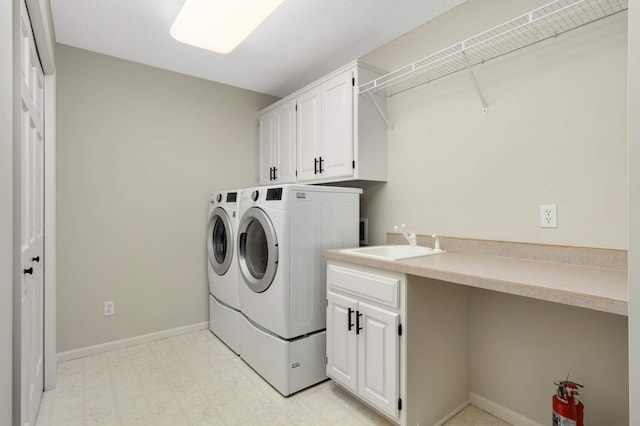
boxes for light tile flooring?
[35,330,510,425]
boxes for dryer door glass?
[207,207,233,276]
[238,207,278,293]
[245,220,267,279]
[212,217,227,264]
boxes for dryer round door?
[237,207,278,293]
[207,207,234,276]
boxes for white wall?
[470,290,628,425]
[55,45,277,353]
[1,0,14,422]
[628,0,639,423]
[360,0,630,423]
[361,0,628,250]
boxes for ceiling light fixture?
[170,0,284,54]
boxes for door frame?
[23,0,57,394]
[10,0,57,423]
[1,2,15,424]
[43,71,56,392]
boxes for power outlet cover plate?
[104,301,115,316]
[540,204,558,228]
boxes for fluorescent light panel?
[170,0,284,54]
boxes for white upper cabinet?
[296,86,322,182]
[257,61,388,186]
[258,110,276,185]
[258,99,297,185]
[318,69,354,181]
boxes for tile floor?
[35,330,510,425]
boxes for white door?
[321,69,354,180]
[258,110,276,185]
[357,301,399,419]
[20,1,45,424]
[326,291,358,393]
[296,86,322,182]
[274,99,297,183]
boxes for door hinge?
[398,398,402,411]
[352,160,355,169]
[295,170,298,177]
[352,77,355,87]
[326,356,328,365]
[295,103,298,111]
[398,323,402,336]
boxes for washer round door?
[207,207,234,276]
[237,207,278,293]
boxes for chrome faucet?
[432,234,442,252]
[394,224,416,247]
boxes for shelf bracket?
[367,92,394,135]
[461,50,489,113]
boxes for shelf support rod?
[461,50,489,113]
[367,92,395,135]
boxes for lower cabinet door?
[357,301,400,419]
[326,291,358,393]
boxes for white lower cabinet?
[326,261,404,423]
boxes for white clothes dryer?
[207,189,241,354]
[237,184,361,395]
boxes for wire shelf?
[359,0,628,97]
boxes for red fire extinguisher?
[552,379,584,426]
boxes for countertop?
[324,247,628,316]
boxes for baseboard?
[469,392,544,426]
[56,321,209,362]
[431,400,470,426]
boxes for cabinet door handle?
[270,167,274,181]
[347,307,354,331]
[319,156,324,173]
[314,158,319,174]
[273,167,277,180]
[356,311,363,335]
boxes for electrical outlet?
[540,204,558,228]
[104,301,115,316]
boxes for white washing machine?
[207,189,241,354]
[237,184,361,395]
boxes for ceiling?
[50,0,465,98]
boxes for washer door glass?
[207,207,233,276]
[238,207,278,293]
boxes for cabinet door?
[296,87,322,182]
[326,291,358,393]
[321,69,354,180]
[274,100,297,183]
[258,110,276,186]
[358,301,400,419]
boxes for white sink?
[341,245,444,261]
